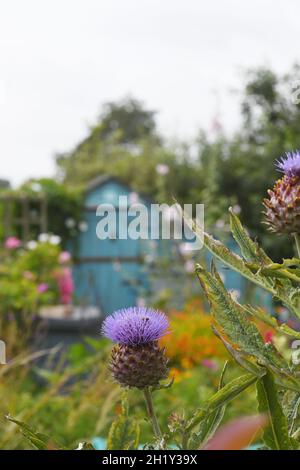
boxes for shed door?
[73,210,147,315]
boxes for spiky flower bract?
[102,307,170,388]
[276,151,300,177]
[102,307,169,345]
[264,152,300,234]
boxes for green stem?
[181,430,190,450]
[294,234,300,258]
[143,388,162,439]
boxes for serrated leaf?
[185,213,300,317]
[229,208,271,265]
[282,391,300,435]
[6,415,62,450]
[260,266,300,284]
[186,373,258,432]
[185,213,274,292]
[196,265,288,372]
[256,371,296,450]
[212,326,265,377]
[107,415,140,450]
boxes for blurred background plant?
[0,236,73,356]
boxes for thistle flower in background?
[263,151,300,234]
[102,307,169,389]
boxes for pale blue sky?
[0,0,299,185]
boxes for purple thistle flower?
[102,306,169,345]
[276,150,300,177]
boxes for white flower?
[156,163,169,175]
[49,235,61,245]
[232,204,241,215]
[65,218,76,229]
[38,233,49,243]
[27,240,38,250]
[78,221,88,232]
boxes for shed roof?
[85,175,153,204]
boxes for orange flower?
[160,298,228,370]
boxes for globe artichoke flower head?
[264,151,300,234]
[102,307,170,388]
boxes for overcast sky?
[0,0,299,186]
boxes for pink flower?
[201,359,218,370]
[57,268,74,304]
[37,283,49,294]
[59,251,71,264]
[5,236,21,250]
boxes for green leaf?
[212,326,266,377]
[256,371,296,450]
[244,304,300,340]
[186,213,300,317]
[107,415,140,450]
[229,208,271,264]
[185,214,273,292]
[196,265,288,372]
[189,362,229,449]
[107,394,140,450]
[6,415,62,450]
[282,390,300,435]
[186,373,258,432]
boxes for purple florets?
[276,151,300,177]
[102,307,169,345]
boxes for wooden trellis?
[0,195,48,242]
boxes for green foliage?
[20,178,83,247]
[185,373,258,435]
[0,239,72,357]
[191,208,300,449]
[0,179,83,247]
[256,371,296,450]
[6,415,63,450]
[96,97,158,144]
[188,362,228,449]
[107,395,140,450]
